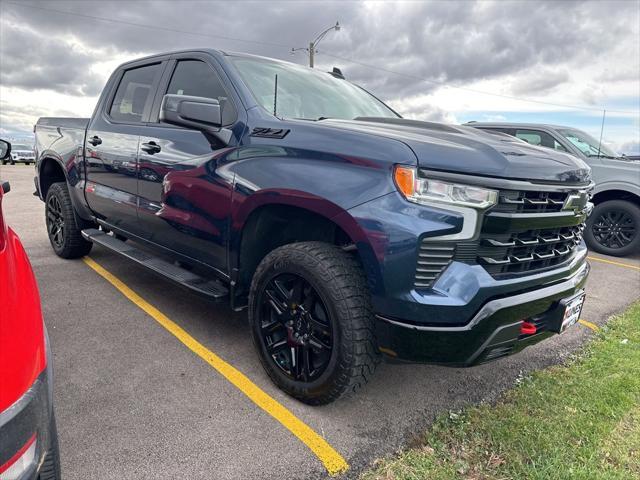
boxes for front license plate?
[560,292,585,333]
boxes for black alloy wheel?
[47,194,65,249]
[585,199,640,256]
[44,182,93,258]
[257,273,333,382]
[592,210,635,249]
[249,242,379,405]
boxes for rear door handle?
[140,141,161,155]
[87,135,102,146]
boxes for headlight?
[394,166,498,209]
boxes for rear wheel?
[585,199,640,256]
[249,242,379,405]
[45,182,93,258]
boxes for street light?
[292,21,340,68]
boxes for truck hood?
[319,118,591,184]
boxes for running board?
[81,229,229,301]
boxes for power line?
[4,1,291,49]
[5,1,640,116]
[319,51,640,115]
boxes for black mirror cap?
[160,94,223,133]
[0,140,11,160]
[1,181,10,194]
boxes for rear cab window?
[109,64,162,123]
[515,129,568,153]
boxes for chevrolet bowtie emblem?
[562,191,589,213]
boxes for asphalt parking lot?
[2,163,639,480]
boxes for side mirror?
[160,94,231,145]
[0,140,11,160]
[160,94,223,131]
[1,181,9,194]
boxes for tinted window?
[515,129,568,152]
[109,64,160,123]
[166,60,236,125]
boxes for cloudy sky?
[1,0,639,152]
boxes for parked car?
[2,143,36,165]
[467,122,640,257]
[0,140,61,479]
[34,51,592,405]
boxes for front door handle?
[140,141,161,155]
[87,135,102,146]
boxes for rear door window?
[109,64,161,123]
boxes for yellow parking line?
[587,256,640,271]
[578,319,600,332]
[82,257,349,476]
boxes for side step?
[81,229,229,301]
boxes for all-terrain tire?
[45,182,93,258]
[249,241,379,405]
[585,199,640,257]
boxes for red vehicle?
[0,140,60,480]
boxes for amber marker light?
[394,166,416,198]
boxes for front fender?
[229,188,379,281]
[592,180,640,198]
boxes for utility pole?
[292,22,340,68]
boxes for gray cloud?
[511,69,570,96]
[1,21,106,96]
[0,0,638,143]
[2,0,638,102]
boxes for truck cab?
[34,50,593,404]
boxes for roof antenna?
[597,109,606,157]
[273,74,278,117]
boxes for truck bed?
[36,117,90,130]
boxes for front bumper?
[375,258,590,365]
[0,363,56,479]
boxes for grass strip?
[363,302,640,480]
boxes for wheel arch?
[232,194,379,294]
[38,156,67,199]
[591,188,640,207]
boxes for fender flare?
[37,151,93,221]
[230,189,384,294]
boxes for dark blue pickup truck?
[34,49,593,404]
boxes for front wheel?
[249,242,379,405]
[45,182,93,258]
[585,199,640,257]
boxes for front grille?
[492,189,567,213]
[414,186,589,287]
[476,224,584,275]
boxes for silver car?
[3,143,36,165]
[467,122,640,257]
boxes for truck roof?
[115,48,305,71]
[465,122,574,130]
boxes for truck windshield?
[557,128,619,158]
[230,56,399,121]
